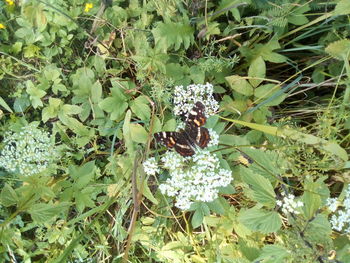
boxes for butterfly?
[154,102,211,156]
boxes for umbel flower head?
[276,192,304,215]
[327,185,350,233]
[143,129,232,210]
[173,83,219,119]
[0,123,58,176]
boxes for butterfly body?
[154,102,211,157]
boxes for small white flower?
[326,198,339,212]
[207,129,219,147]
[161,151,185,171]
[143,157,160,176]
[173,83,219,119]
[277,193,304,215]
[0,124,58,176]
[159,149,233,210]
[327,185,350,233]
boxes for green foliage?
[0,0,349,262]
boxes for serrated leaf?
[0,184,19,207]
[302,177,328,219]
[70,161,96,189]
[206,198,225,214]
[152,19,194,51]
[130,96,151,121]
[225,75,254,96]
[325,39,350,60]
[248,56,266,87]
[90,81,102,103]
[304,214,332,242]
[238,208,282,234]
[26,80,46,108]
[28,202,70,223]
[241,167,276,207]
[99,86,128,121]
[256,245,290,262]
[75,192,94,213]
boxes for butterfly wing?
[185,101,211,148]
[187,101,207,127]
[154,131,195,156]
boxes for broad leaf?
[238,207,282,233]
[0,184,19,207]
[241,167,276,208]
[28,202,70,224]
[256,245,290,262]
[130,123,148,144]
[99,86,128,121]
[225,75,253,96]
[248,56,265,87]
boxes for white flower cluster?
[327,185,350,233]
[173,83,219,118]
[0,124,58,176]
[143,147,233,210]
[276,192,304,215]
[142,157,160,175]
[207,128,219,147]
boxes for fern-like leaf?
[152,19,194,52]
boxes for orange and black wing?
[154,131,195,156]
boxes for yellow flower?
[5,0,14,5]
[84,3,93,12]
[0,24,5,29]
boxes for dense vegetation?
[0,0,350,262]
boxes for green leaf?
[163,119,177,131]
[206,198,225,214]
[123,110,134,156]
[256,245,290,262]
[99,86,128,121]
[0,184,19,207]
[238,208,282,234]
[130,123,148,144]
[241,167,276,208]
[225,75,253,96]
[26,80,46,108]
[69,161,96,189]
[248,56,265,87]
[334,0,350,15]
[190,202,210,228]
[220,117,348,162]
[28,202,70,224]
[304,214,332,243]
[152,19,194,51]
[62,104,83,116]
[254,84,287,106]
[302,177,328,219]
[142,180,159,205]
[90,81,103,103]
[130,96,151,121]
[0,96,13,113]
[75,191,95,213]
